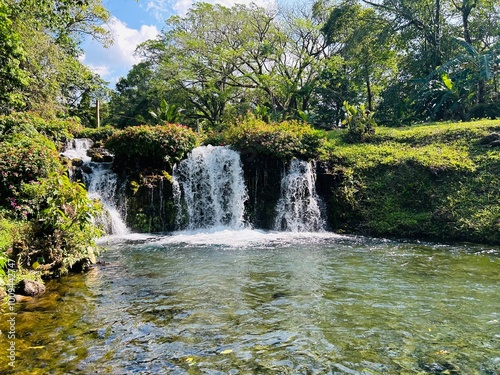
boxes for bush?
[18,173,103,275]
[467,103,500,120]
[0,132,62,216]
[208,117,326,160]
[0,112,82,146]
[106,123,199,169]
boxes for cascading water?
[274,159,325,232]
[172,145,248,230]
[62,139,129,235]
[83,163,129,235]
[62,138,93,162]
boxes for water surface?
[2,230,499,374]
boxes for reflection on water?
[1,231,499,374]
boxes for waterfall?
[84,163,129,235]
[62,139,129,235]
[274,159,325,232]
[172,145,248,230]
[62,138,93,163]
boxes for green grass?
[323,119,500,244]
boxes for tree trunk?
[366,72,373,112]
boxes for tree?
[137,3,331,128]
[0,1,28,113]
[2,0,111,117]
[107,62,160,127]
[361,0,446,75]
[320,2,396,111]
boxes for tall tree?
[361,0,446,74]
[107,62,160,128]
[1,0,111,117]
[0,1,28,113]
[321,2,396,111]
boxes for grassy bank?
[324,119,500,245]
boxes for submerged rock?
[15,280,46,297]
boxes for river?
[1,229,499,374]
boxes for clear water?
[2,231,499,374]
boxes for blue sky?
[80,0,278,88]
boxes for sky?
[80,0,277,88]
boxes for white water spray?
[62,138,92,163]
[62,139,129,235]
[172,145,248,230]
[274,159,325,232]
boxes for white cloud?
[87,64,111,77]
[81,17,159,84]
[106,17,159,66]
[146,0,174,21]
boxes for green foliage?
[0,112,82,145]
[0,131,62,216]
[106,123,199,169]
[77,125,117,142]
[107,62,159,128]
[1,0,111,117]
[208,117,326,160]
[0,2,28,113]
[149,99,183,124]
[0,217,16,276]
[325,119,500,244]
[17,173,103,275]
[342,101,376,143]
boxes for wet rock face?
[15,280,46,297]
[239,154,284,230]
[87,147,114,162]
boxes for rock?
[81,165,93,174]
[87,147,114,163]
[478,133,500,146]
[71,158,84,167]
[15,279,46,297]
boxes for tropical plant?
[436,38,500,105]
[19,173,103,275]
[0,131,62,216]
[342,101,376,143]
[149,99,183,124]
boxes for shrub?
[208,117,326,160]
[106,123,199,169]
[0,132,62,216]
[467,103,500,120]
[19,173,103,275]
[0,112,82,146]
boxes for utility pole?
[96,99,101,128]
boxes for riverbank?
[321,119,500,244]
